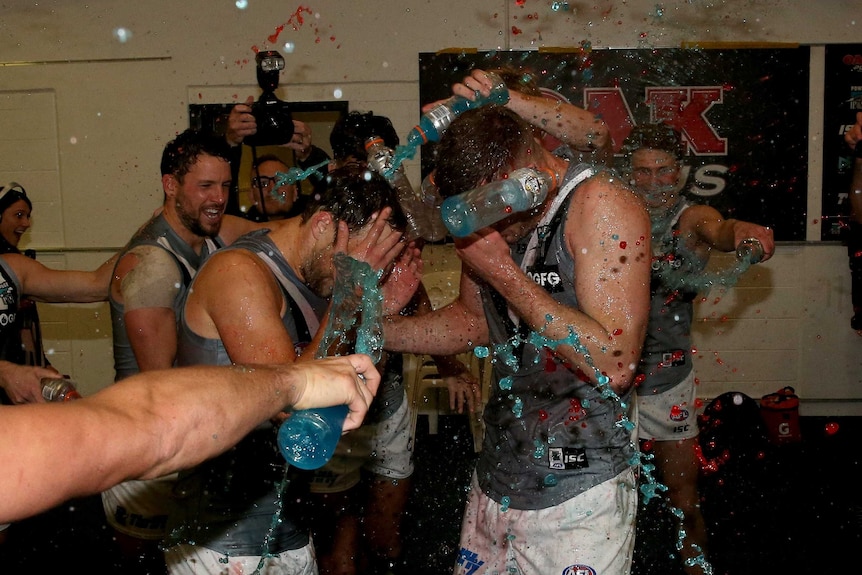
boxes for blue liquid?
[406,81,509,148]
[440,169,551,237]
[277,404,348,470]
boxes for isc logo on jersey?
[562,565,596,575]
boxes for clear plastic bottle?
[41,377,82,402]
[277,253,382,471]
[735,238,765,264]
[440,168,557,237]
[277,404,347,470]
[418,172,448,242]
[365,137,447,242]
[406,71,509,147]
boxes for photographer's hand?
[286,120,315,162]
[226,96,257,147]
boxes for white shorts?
[101,473,178,540]
[637,371,700,442]
[0,523,9,532]
[455,468,637,575]
[164,541,317,575]
[307,393,414,494]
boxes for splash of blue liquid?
[273,158,331,189]
[259,253,383,575]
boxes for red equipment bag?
[759,386,802,445]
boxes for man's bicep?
[120,245,182,311]
[125,307,178,371]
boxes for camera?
[244,50,295,147]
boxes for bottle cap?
[364,136,386,150]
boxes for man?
[383,69,652,575]
[844,111,862,331]
[244,153,301,221]
[620,123,775,574]
[103,128,262,571]
[311,109,482,575]
[0,355,380,525]
[164,163,413,575]
[226,96,330,218]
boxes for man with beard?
[102,128,262,574]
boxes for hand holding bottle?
[407,70,509,147]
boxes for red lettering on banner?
[646,87,727,155]
[585,86,727,156]
[583,87,636,152]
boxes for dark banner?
[822,44,862,241]
[419,48,810,241]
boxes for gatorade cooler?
[759,386,802,445]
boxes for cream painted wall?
[0,0,860,410]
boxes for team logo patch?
[549,447,589,470]
[456,547,485,575]
[670,407,690,422]
[562,565,597,575]
[526,263,564,293]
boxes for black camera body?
[246,92,294,147]
[244,50,294,147]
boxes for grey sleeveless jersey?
[169,229,327,555]
[476,163,635,511]
[109,214,222,381]
[636,199,705,397]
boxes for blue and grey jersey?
[636,200,705,397]
[109,214,223,381]
[476,162,635,511]
[170,229,327,556]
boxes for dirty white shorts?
[164,541,316,575]
[454,468,637,575]
[637,371,700,442]
[307,393,413,494]
[101,473,178,540]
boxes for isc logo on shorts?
[562,565,597,575]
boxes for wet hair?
[302,162,407,233]
[330,111,400,163]
[434,105,534,198]
[0,182,32,215]
[620,123,686,162]
[252,153,288,170]
[160,128,233,181]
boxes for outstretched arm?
[7,251,118,303]
[451,69,612,163]
[678,204,775,263]
[0,355,379,524]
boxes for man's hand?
[289,354,381,432]
[381,242,423,316]
[336,208,406,274]
[443,366,482,414]
[226,96,257,147]
[284,120,315,162]
[732,221,776,262]
[0,361,62,404]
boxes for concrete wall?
[1,0,860,410]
